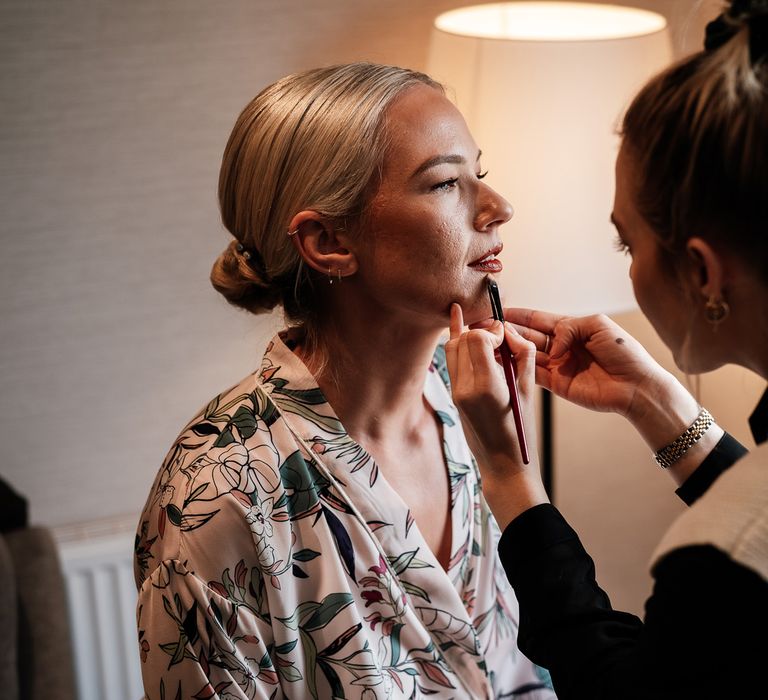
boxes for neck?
[714,284,768,381]
[298,316,445,442]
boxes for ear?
[287,210,358,279]
[685,237,725,299]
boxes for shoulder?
[134,371,292,587]
[651,443,768,583]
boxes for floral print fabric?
[134,333,555,699]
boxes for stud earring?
[704,295,730,326]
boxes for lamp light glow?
[434,2,667,42]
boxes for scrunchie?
[705,0,768,63]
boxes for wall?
[0,0,747,615]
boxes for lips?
[468,243,503,272]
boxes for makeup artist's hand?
[500,310,713,473]
[499,310,661,413]
[446,303,549,529]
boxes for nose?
[474,181,513,232]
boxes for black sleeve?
[675,432,748,505]
[499,504,768,699]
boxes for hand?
[446,304,548,529]
[502,308,675,420]
[501,309,716,474]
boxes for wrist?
[626,374,724,486]
[480,468,549,531]
[626,371,701,451]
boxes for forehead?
[614,145,639,213]
[381,84,477,173]
[614,144,659,243]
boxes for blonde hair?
[620,5,768,281]
[211,62,442,339]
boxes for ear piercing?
[704,295,730,326]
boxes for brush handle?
[498,338,530,465]
[487,278,530,464]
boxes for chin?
[460,299,493,326]
[454,282,495,326]
[672,349,724,375]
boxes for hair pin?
[235,242,252,260]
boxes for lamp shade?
[427,2,673,315]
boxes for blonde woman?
[446,2,768,698]
[134,63,556,699]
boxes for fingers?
[447,304,503,391]
[449,302,464,340]
[446,303,508,409]
[503,307,564,335]
[507,323,553,356]
[502,309,627,360]
[464,325,505,402]
[501,324,538,393]
[503,308,564,357]
[547,313,619,359]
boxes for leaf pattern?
[134,333,556,699]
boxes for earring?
[328,266,333,284]
[704,295,730,326]
[337,269,342,283]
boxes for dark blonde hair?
[211,62,442,335]
[621,2,768,280]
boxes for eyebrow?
[411,150,482,179]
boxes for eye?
[613,233,631,255]
[431,177,458,192]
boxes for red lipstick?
[469,243,503,272]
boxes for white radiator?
[56,520,144,700]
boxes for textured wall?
[1,0,749,615]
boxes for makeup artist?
[446,2,768,698]
[134,63,556,699]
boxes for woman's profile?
[134,62,555,699]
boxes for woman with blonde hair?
[447,1,768,697]
[134,62,556,699]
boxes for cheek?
[629,258,652,305]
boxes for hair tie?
[235,241,271,282]
[705,0,768,63]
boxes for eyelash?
[613,233,631,255]
[431,171,489,191]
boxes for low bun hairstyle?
[211,62,442,328]
[620,0,768,281]
[212,239,282,314]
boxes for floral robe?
[134,333,555,700]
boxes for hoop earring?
[704,295,730,327]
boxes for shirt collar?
[748,387,768,445]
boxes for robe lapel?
[259,335,493,697]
